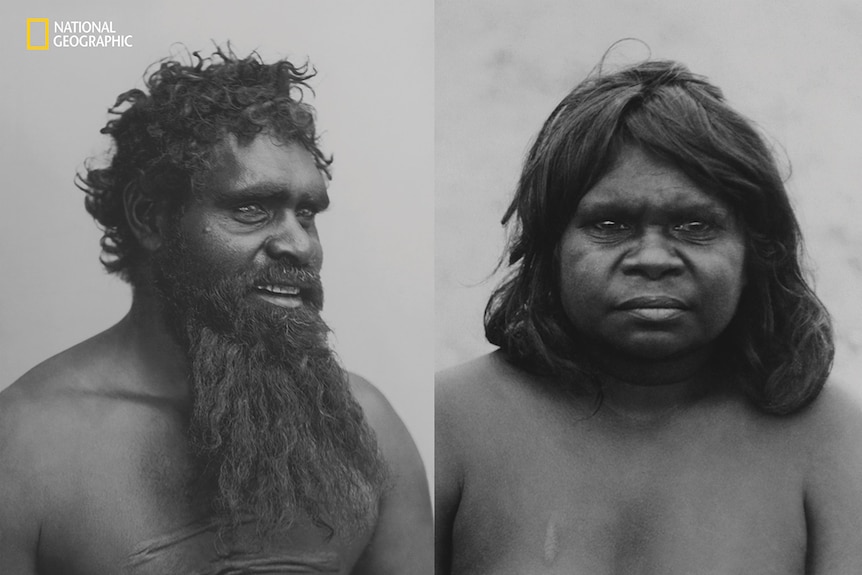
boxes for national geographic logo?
[26,18,133,50]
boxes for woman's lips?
[616,296,688,321]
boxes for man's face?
[558,146,746,362]
[150,133,385,537]
[173,133,329,314]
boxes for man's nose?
[620,227,684,280]
[263,213,317,266]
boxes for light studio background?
[1,0,434,483]
[436,0,862,401]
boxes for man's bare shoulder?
[347,373,433,574]
[1,322,143,403]
[0,325,186,485]
[0,332,124,555]
[347,370,429,503]
[348,372,394,424]
[348,373,424,468]
[1,333,112,445]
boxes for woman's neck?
[587,343,724,421]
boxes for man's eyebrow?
[213,182,329,205]
[214,183,291,199]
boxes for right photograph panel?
[436,1,862,573]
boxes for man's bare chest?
[35,419,367,575]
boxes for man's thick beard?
[152,242,388,539]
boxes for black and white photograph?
[5,0,862,573]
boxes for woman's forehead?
[575,146,733,213]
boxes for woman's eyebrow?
[577,195,730,214]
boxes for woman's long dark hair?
[485,60,833,415]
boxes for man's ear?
[125,191,168,252]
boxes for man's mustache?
[247,267,325,310]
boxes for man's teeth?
[257,285,300,296]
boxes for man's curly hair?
[485,59,834,415]
[77,46,332,284]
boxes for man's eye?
[235,204,268,223]
[296,207,319,221]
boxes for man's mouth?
[254,284,304,308]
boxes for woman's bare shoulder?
[436,351,540,407]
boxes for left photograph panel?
[1,2,433,573]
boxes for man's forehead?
[203,133,328,195]
[211,132,300,168]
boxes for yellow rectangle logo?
[26,18,49,50]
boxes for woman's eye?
[593,220,631,232]
[235,204,268,223]
[584,220,634,242]
[673,220,715,235]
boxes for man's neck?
[114,284,191,402]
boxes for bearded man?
[0,48,431,574]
